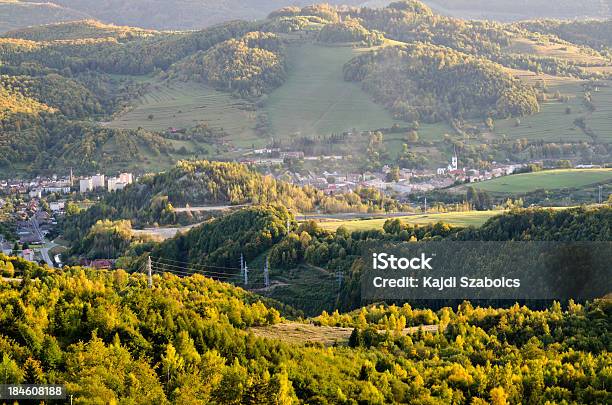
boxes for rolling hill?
[420,0,612,21]
[3,19,158,41]
[3,1,611,35]
[0,1,611,176]
[0,1,88,33]
[1,0,366,32]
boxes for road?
[296,211,417,221]
[30,215,55,268]
[40,247,54,268]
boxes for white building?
[29,189,42,199]
[50,202,65,212]
[80,178,93,193]
[107,178,123,192]
[43,186,71,194]
[92,174,105,189]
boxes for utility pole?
[337,271,344,289]
[599,185,603,204]
[147,256,153,288]
[264,256,270,289]
[240,253,244,278]
[424,197,428,213]
[244,262,248,287]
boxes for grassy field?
[493,80,591,141]
[469,169,612,193]
[265,43,403,139]
[106,80,260,146]
[493,77,612,142]
[316,211,501,232]
[583,84,612,141]
[249,322,439,346]
[507,37,608,66]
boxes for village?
[241,149,525,196]
[0,150,527,268]
[0,171,135,267]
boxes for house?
[29,189,42,199]
[280,151,304,159]
[90,259,114,270]
[50,202,65,212]
[107,178,127,192]
[21,249,35,262]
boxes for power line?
[150,264,239,279]
[150,266,239,280]
[151,260,239,277]
[151,256,242,271]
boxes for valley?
[0,2,610,403]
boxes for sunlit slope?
[316,211,500,232]
[106,80,258,142]
[470,169,612,193]
[264,43,403,139]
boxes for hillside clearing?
[264,43,402,139]
[106,80,260,145]
[250,322,439,346]
[490,77,612,142]
[506,37,608,66]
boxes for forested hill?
[141,205,611,313]
[517,19,612,53]
[344,43,540,122]
[0,0,366,32]
[151,205,293,268]
[421,0,611,21]
[60,160,406,243]
[1,1,612,174]
[1,248,609,402]
[456,206,612,241]
[3,20,159,41]
[2,1,609,33]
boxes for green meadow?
[493,79,612,142]
[316,211,501,232]
[264,43,403,139]
[471,169,612,193]
[106,80,260,146]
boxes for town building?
[79,178,93,193]
[107,173,133,192]
[50,202,65,212]
[92,174,106,189]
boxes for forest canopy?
[344,43,540,122]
